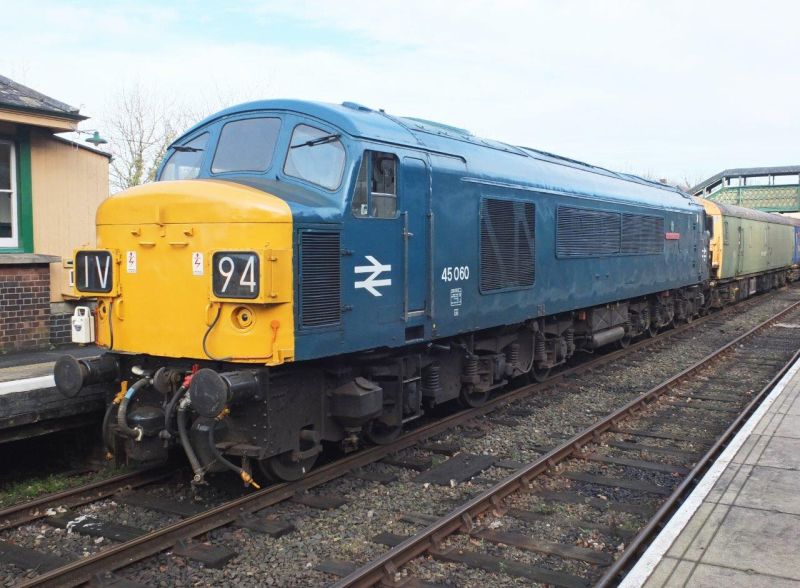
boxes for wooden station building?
[0,75,110,353]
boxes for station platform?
[622,355,800,587]
[0,345,104,444]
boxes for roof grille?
[300,231,341,328]
[480,198,535,292]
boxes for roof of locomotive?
[699,197,800,226]
[173,99,696,212]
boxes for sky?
[2,0,799,187]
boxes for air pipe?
[177,395,205,485]
[116,378,150,441]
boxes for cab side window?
[352,151,398,219]
[160,133,209,181]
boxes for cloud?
[1,0,798,181]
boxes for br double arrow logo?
[354,255,392,297]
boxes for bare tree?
[105,85,193,192]
[103,81,271,193]
[678,175,705,193]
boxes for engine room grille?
[621,213,665,254]
[299,231,341,327]
[556,206,621,257]
[480,198,535,292]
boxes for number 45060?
[441,265,470,282]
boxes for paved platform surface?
[622,355,800,587]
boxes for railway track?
[1,288,798,587]
[0,467,172,532]
[331,300,800,587]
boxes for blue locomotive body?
[60,99,797,484]
[164,99,706,362]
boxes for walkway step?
[235,513,295,538]
[48,512,147,542]
[0,540,70,572]
[291,493,348,510]
[415,453,495,485]
[382,455,433,471]
[418,441,461,456]
[372,531,408,547]
[172,539,235,568]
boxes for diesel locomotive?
[54,100,799,485]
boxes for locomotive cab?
[55,102,437,484]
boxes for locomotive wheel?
[618,334,632,349]
[259,451,318,482]
[459,387,489,408]
[646,323,659,338]
[529,365,551,383]
[365,419,402,445]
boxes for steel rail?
[595,347,800,586]
[331,299,800,588]
[0,466,171,532]
[17,292,796,587]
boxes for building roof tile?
[0,75,86,121]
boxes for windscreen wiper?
[290,133,341,149]
[173,145,204,152]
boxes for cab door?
[343,150,431,347]
[343,150,405,349]
[401,156,430,321]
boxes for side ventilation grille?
[621,213,665,254]
[556,207,665,258]
[300,231,341,328]
[556,206,620,257]
[480,198,535,292]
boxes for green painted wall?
[719,216,794,279]
[0,127,33,253]
[708,185,800,213]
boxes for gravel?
[2,287,800,587]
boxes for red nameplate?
[665,232,680,240]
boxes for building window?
[0,140,18,248]
[351,151,398,218]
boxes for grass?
[0,464,124,509]
[532,502,557,515]
[0,472,92,509]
